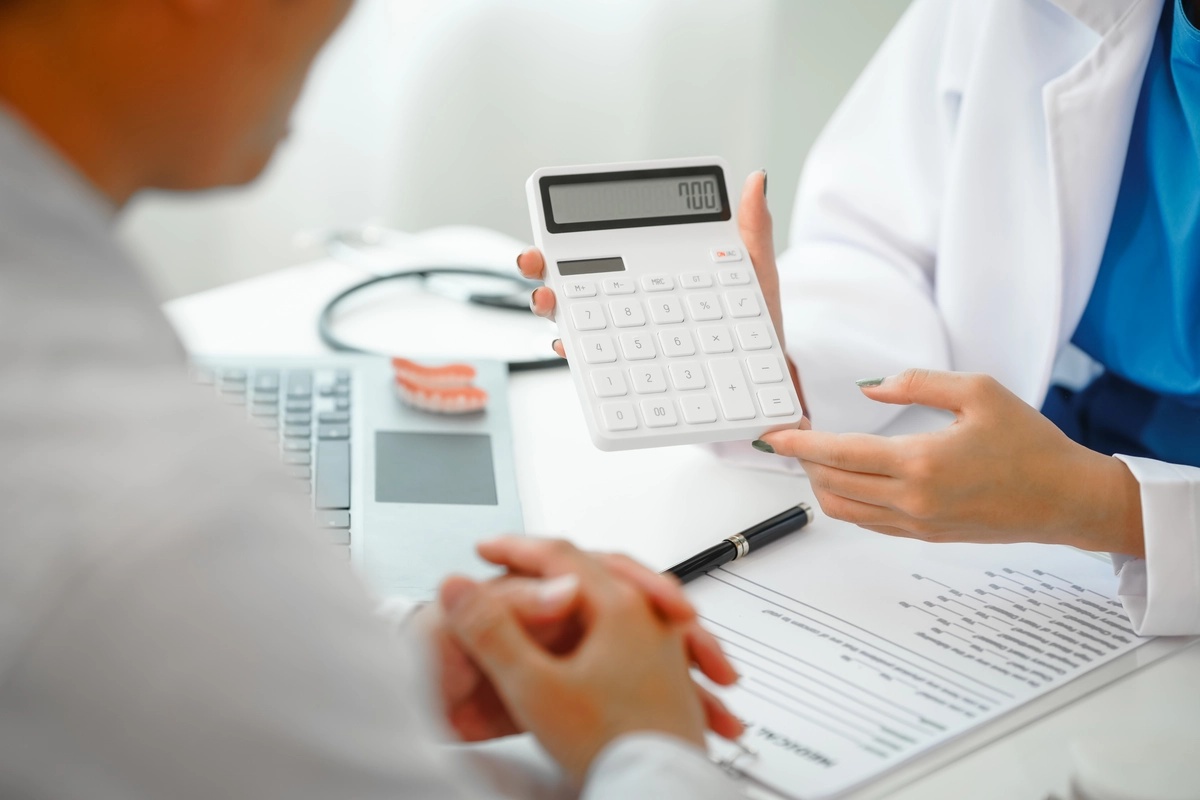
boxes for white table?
[166,227,1198,800]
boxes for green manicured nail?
[752,439,775,454]
[856,377,885,387]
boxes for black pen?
[665,503,814,584]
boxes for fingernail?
[516,247,530,268]
[761,169,768,197]
[856,377,885,387]
[537,574,579,607]
[551,338,562,353]
[529,288,540,312]
[751,439,775,454]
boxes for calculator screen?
[541,166,731,233]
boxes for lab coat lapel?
[1047,0,1143,34]
[1036,0,1163,392]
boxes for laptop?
[191,355,523,600]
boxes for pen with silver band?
[665,502,814,584]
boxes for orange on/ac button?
[711,248,744,263]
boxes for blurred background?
[119,0,911,299]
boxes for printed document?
[692,523,1148,798]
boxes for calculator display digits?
[527,158,804,451]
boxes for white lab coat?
[779,0,1200,636]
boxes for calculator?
[526,157,804,451]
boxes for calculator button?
[581,335,618,363]
[591,368,629,397]
[736,322,773,350]
[603,278,636,295]
[717,267,751,284]
[680,394,719,424]
[746,356,785,384]
[698,325,734,354]
[642,274,675,292]
[609,299,647,328]
[669,362,706,390]
[687,292,723,321]
[711,248,744,263]
[630,364,668,394]
[649,296,685,324]
[725,291,762,318]
[657,330,696,357]
[563,280,598,298]
[619,332,657,360]
[601,402,638,431]
[680,272,714,289]
[640,399,679,428]
[757,387,797,418]
[710,359,757,420]
[570,302,607,331]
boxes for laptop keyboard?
[192,364,354,551]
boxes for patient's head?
[0,0,353,203]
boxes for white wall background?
[119,1,910,299]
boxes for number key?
[619,332,656,361]
[581,335,617,363]
[609,299,647,328]
[669,362,706,390]
[601,401,638,431]
[649,296,685,324]
[591,368,628,397]
[570,301,606,331]
[657,330,696,357]
[640,399,679,429]
[631,364,667,394]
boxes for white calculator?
[526,156,804,451]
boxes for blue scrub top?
[1044,0,1200,466]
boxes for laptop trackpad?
[374,431,498,506]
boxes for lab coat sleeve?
[778,0,969,433]
[1111,456,1200,636]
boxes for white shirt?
[0,107,743,799]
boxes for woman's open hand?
[758,369,1145,556]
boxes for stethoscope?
[315,228,567,372]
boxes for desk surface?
[165,228,1199,800]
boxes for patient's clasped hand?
[422,537,744,783]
